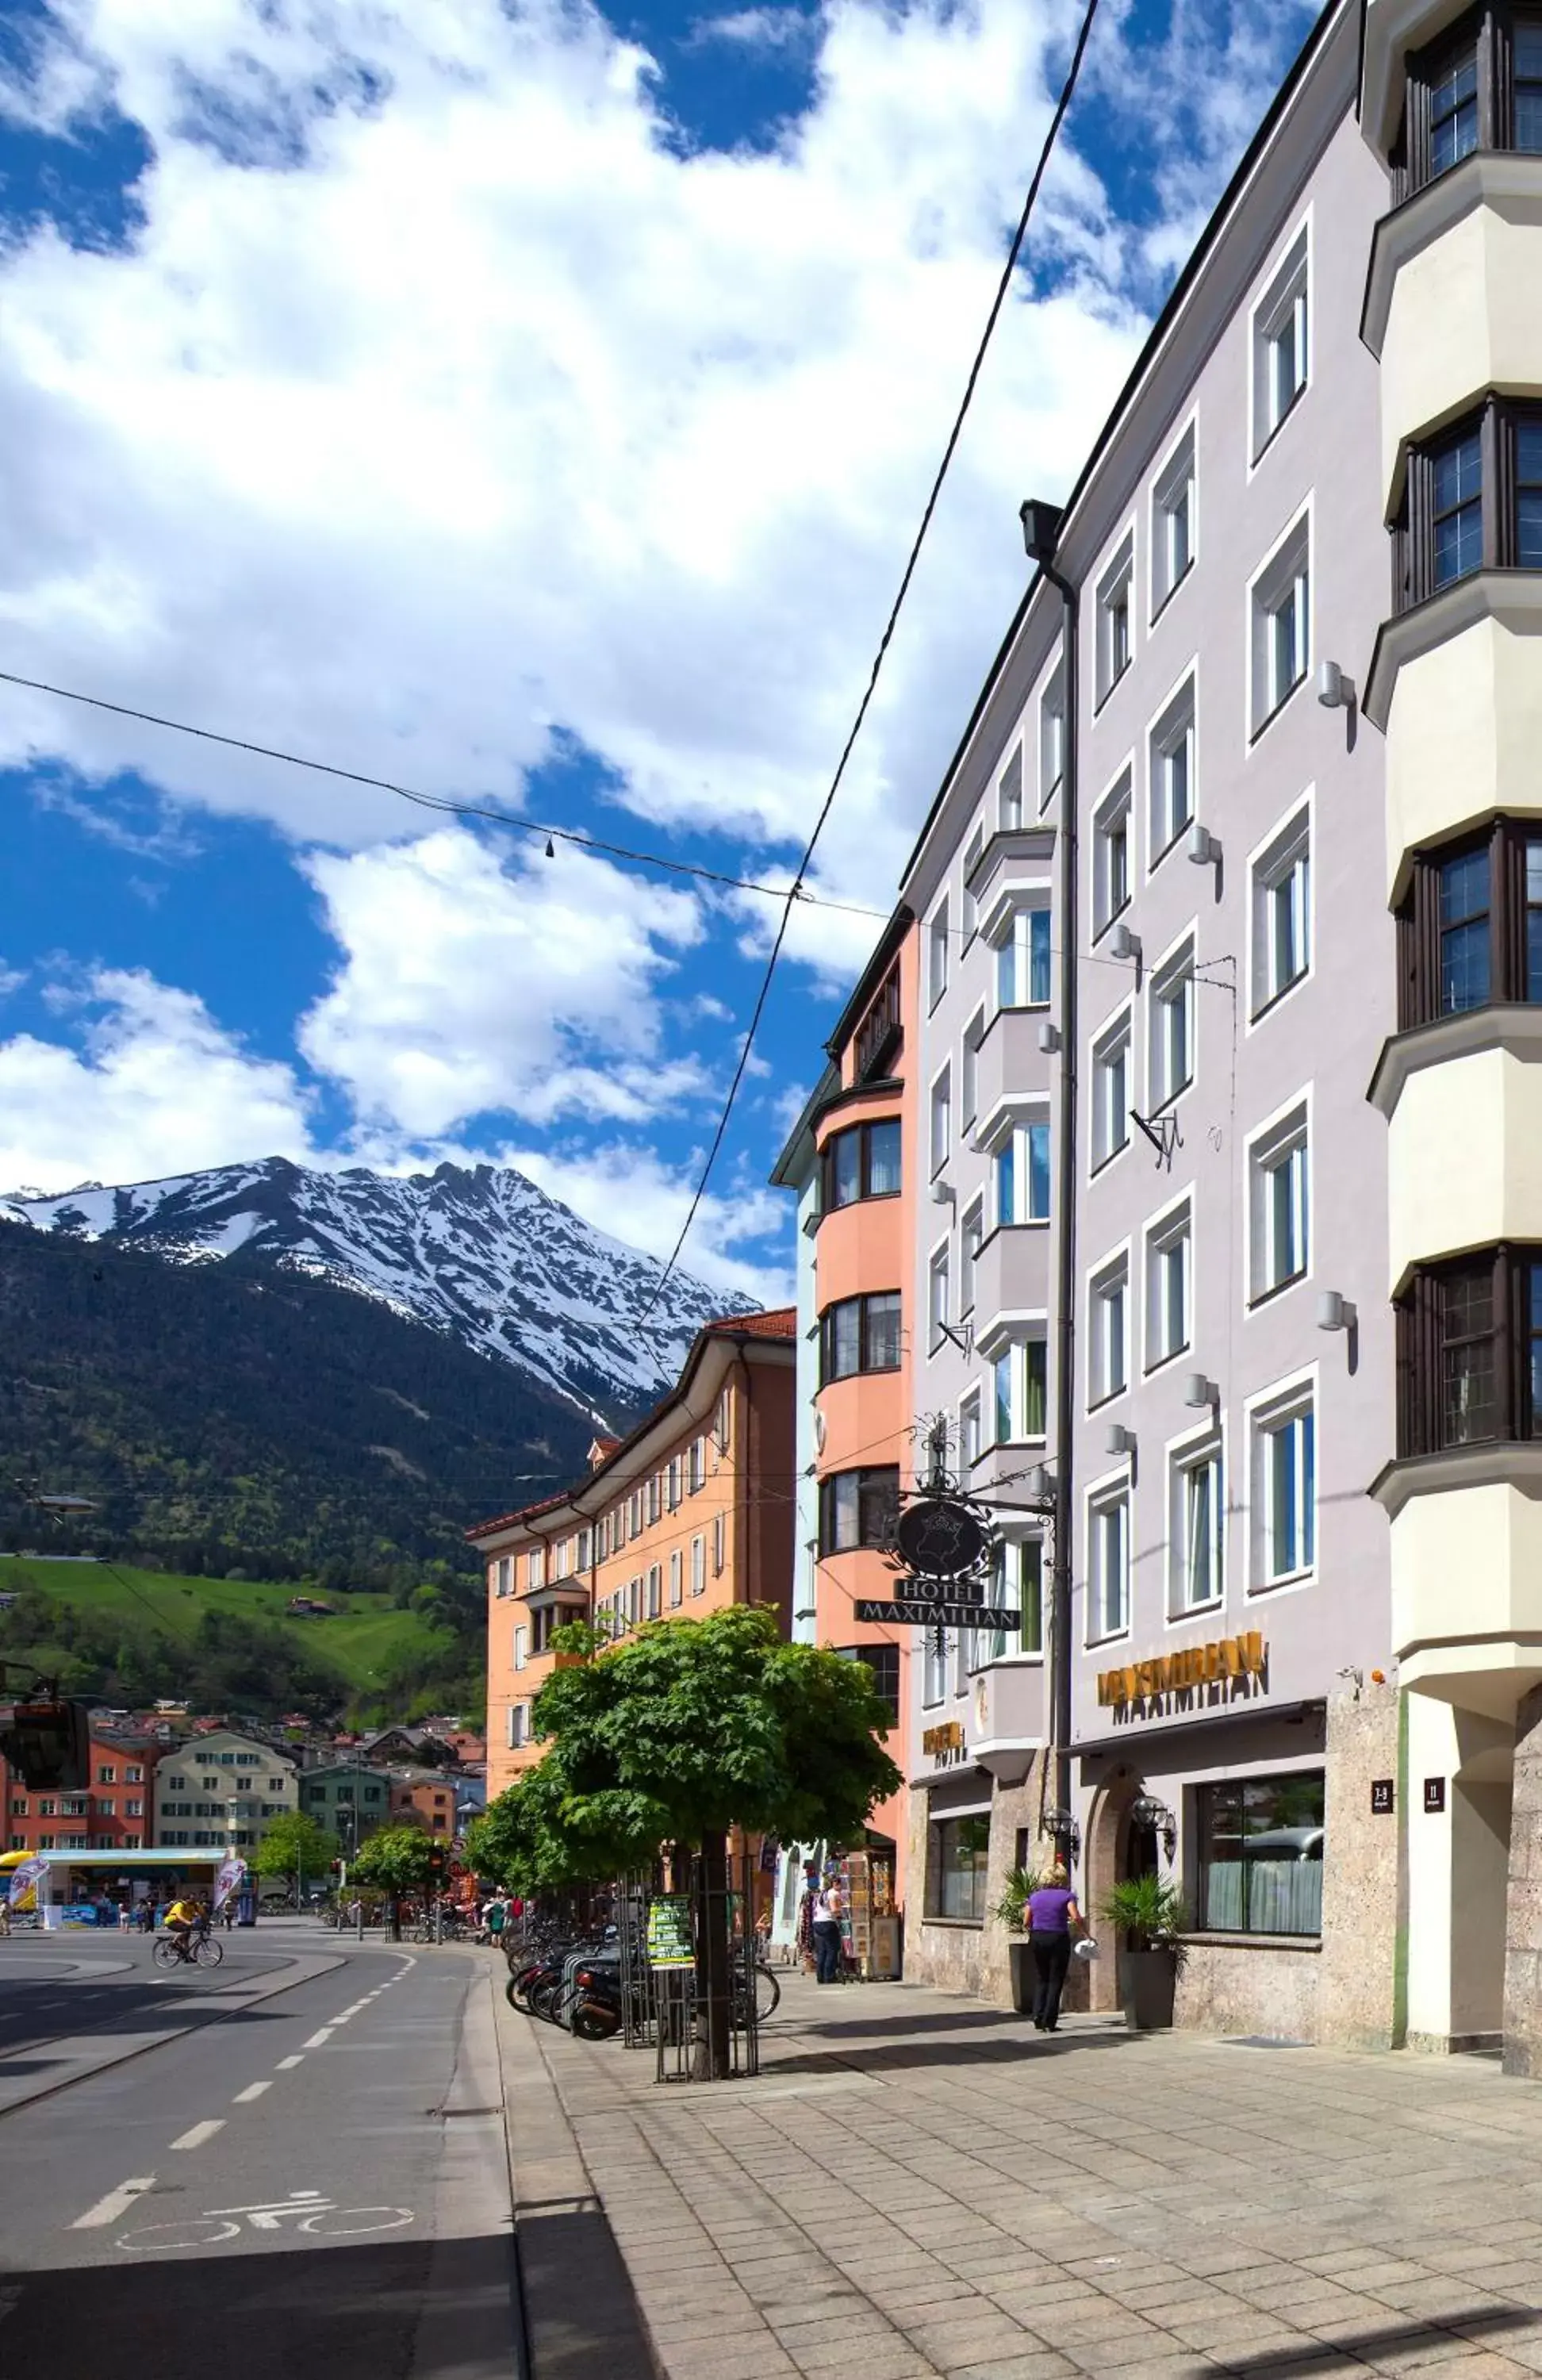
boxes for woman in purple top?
[1026,1866,1084,2033]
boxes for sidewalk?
[498,1966,1542,2380]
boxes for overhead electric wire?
[632,0,1105,1323]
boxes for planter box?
[1007,1937,1034,2015]
[1118,1947,1177,2030]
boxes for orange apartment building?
[475,1312,797,1798]
[771,906,919,1931]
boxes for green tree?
[351,1825,438,1940]
[257,1810,338,1897]
[473,1606,902,2076]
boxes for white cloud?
[0,962,28,999]
[684,7,819,54]
[0,968,316,1194]
[297,827,710,1137]
[505,1137,794,1307]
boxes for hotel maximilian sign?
[1096,1632,1266,1711]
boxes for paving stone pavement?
[512,1968,1542,2380]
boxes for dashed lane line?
[301,2029,334,2049]
[274,2055,304,2071]
[71,2178,156,2230]
[232,2082,272,2103]
[169,2120,225,2151]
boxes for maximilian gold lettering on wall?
[1096,1633,1266,1711]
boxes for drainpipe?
[1020,499,1077,1834]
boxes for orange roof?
[710,1307,795,1339]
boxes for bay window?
[1396,8,1542,198]
[995,904,1052,1010]
[1396,818,1542,1027]
[1394,401,1542,611]
[819,1291,902,1382]
[1396,1246,1542,1456]
[821,1116,902,1209]
[994,1115,1051,1226]
[992,1338,1047,1445]
[818,1465,900,1554]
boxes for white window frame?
[922,1630,948,1708]
[1087,1242,1132,1410]
[930,1061,952,1179]
[669,1549,683,1607]
[1038,665,1065,812]
[1095,530,1135,709]
[508,1702,529,1751]
[959,1387,983,1472]
[1247,1090,1312,1304]
[981,1322,1049,1446]
[712,1513,726,1576]
[962,822,985,946]
[1144,1189,1193,1373]
[1249,503,1312,737]
[1091,764,1133,942]
[513,1625,527,1672]
[1168,1422,1225,1618]
[1090,1000,1133,1175]
[992,899,1052,1014]
[1250,218,1310,464]
[690,1535,706,1597]
[1248,793,1314,1023]
[1148,667,1197,867]
[997,746,1024,833]
[961,1005,985,1132]
[960,1196,984,1318]
[1148,927,1197,1111]
[1086,1474,1131,1645]
[928,1238,952,1354]
[1151,414,1197,618]
[929,897,949,1008]
[987,1107,1052,1228]
[1247,1368,1318,1592]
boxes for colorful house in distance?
[2,1726,162,1855]
[475,1311,798,1798]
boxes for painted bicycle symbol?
[117,2190,415,2252]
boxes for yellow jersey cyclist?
[163,1896,208,1959]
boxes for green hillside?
[0,1556,478,1726]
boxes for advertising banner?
[213,1856,247,1910]
[645,1894,695,1968]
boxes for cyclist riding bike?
[163,1895,208,1960]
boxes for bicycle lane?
[0,1944,520,2380]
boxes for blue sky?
[0,0,1317,1300]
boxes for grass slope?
[0,1556,455,1698]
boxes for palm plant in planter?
[994,1866,1049,2017]
[1099,1873,1188,2031]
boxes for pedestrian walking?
[1026,1864,1084,2034]
[811,1876,844,1984]
[0,1893,10,1939]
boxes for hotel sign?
[922,1721,967,1766]
[1096,1632,1266,1710]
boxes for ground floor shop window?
[1195,1770,1325,1935]
[926,1812,991,1923]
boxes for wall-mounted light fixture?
[930,1180,956,1207]
[1317,658,1356,711]
[1110,921,1141,965]
[1038,1019,1061,1054]
[1130,1793,1178,1862]
[1317,1290,1357,1332]
[1187,822,1221,866]
[1183,1372,1219,1411]
[1043,1805,1082,1864]
[1104,1422,1137,1457]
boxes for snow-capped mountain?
[2,1157,759,1422]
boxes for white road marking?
[170,2121,225,2151]
[72,2177,156,2230]
[274,2055,304,2071]
[232,2081,271,2103]
[208,2191,324,2217]
[302,2028,334,2048]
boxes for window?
[1096,535,1134,705]
[928,1247,951,1353]
[125,1798,143,1818]
[930,1066,951,1177]
[646,1476,661,1526]
[669,1550,683,1606]
[818,1466,899,1553]
[1149,674,1195,861]
[960,1389,983,1470]
[822,1116,902,1209]
[1149,937,1195,1108]
[853,963,903,1081]
[1251,227,1308,457]
[1000,1537,1045,1656]
[1394,402,1542,609]
[1091,1008,1132,1172]
[842,1643,900,1726]
[1152,424,1195,614]
[960,1198,983,1315]
[929,899,949,1008]
[1089,1253,1130,1407]
[1396,1248,1542,1454]
[1251,512,1310,731]
[666,1457,681,1510]
[715,1389,731,1453]
[1399,10,1542,197]
[961,1011,984,1134]
[1172,1436,1223,1612]
[1249,1101,1310,1300]
[1197,1772,1324,1936]
[926,1813,992,1922]
[991,1337,1048,1444]
[1092,770,1132,939]
[629,1490,643,1538]
[712,1513,726,1576]
[1145,1198,1192,1369]
[923,1630,948,1708]
[962,825,985,944]
[819,1291,902,1381]
[527,1549,544,1591]
[647,1564,662,1619]
[126,1767,143,1783]
[994,904,1051,1011]
[1088,1487,1130,1641]
[97,1766,116,1784]
[998,747,1023,832]
[994,1115,1051,1226]
[1251,804,1311,1016]
[1398,820,1542,1027]
[689,1438,704,1491]
[514,1625,527,1672]
[1039,669,1065,810]
[508,1703,529,1750]
[1255,1384,1316,1583]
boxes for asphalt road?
[0,1930,297,2066]
[0,1937,520,2380]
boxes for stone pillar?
[1406,1691,1512,2053]
[1318,1684,1401,2049]
[1503,1684,1542,2075]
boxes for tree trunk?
[692,1832,732,2081]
